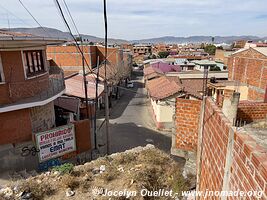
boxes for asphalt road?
[98,71,172,154]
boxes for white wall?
[151,98,174,123]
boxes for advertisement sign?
[35,124,76,162]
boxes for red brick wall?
[198,98,267,199]
[73,119,91,153]
[47,46,95,69]
[0,109,32,145]
[0,51,49,105]
[96,46,120,67]
[199,99,230,196]
[229,133,267,199]
[47,45,121,73]
[237,102,267,123]
[175,98,201,151]
[228,48,267,101]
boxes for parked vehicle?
[127,81,134,88]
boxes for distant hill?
[130,35,264,44]
[7,27,128,44]
[3,27,267,44]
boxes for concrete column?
[264,85,267,103]
[221,128,235,200]
[196,96,207,196]
[222,92,240,124]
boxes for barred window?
[23,50,46,77]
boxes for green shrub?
[52,163,74,174]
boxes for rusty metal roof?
[64,74,104,99]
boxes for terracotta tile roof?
[181,79,204,99]
[144,66,155,76]
[147,76,183,100]
[0,30,33,37]
[65,74,104,99]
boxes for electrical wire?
[53,0,96,78]
[18,0,51,37]
[0,3,32,28]
[53,0,180,107]
[62,0,80,37]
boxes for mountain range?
[3,27,267,44]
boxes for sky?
[0,0,267,40]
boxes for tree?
[158,51,170,58]
[204,44,216,55]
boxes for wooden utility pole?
[103,0,110,155]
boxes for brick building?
[228,47,267,101]
[172,92,267,199]
[0,31,66,172]
[133,44,152,56]
[46,45,132,80]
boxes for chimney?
[222,90,240,124]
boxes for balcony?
[0,66,65,113]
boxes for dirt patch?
[0,145,194,200]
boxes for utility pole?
[103,0,110,155]
[94,56,100,149]
[81,38,89,119]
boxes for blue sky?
[0,0,266,40]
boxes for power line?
[18,0,51,37]
[62,0,80,37]
[53,0,95,76]
[0,3,32,28]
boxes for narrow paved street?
[97,71,172,154]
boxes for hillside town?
[0,0,267,199]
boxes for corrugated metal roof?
[54,96,80,113]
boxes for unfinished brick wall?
[175,98,201,151]
[47,46,122,73]
[47,46,96,69]
[229,132,267,199]
[237,102,267,123]
[228,48,267,101]
[198,98,230,195]
[198,98,267,199]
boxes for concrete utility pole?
[81,38,89,119]
[103,0,110,155]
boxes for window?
[23,50,46,77]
